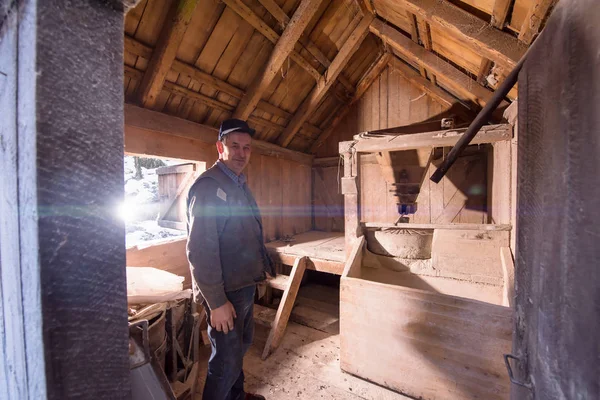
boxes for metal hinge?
[504,354,534,390]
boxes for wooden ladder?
[261,256,307,360]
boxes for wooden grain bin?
[157,162,205,231]
[340,227,512,400]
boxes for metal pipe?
[430,52,528,183]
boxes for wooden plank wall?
[314,65,449,158]
[313,66,487,228]
[246,154,312,241]
[313,164,344,232]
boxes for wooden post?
[0,1,130,398]
[340,141,361,258]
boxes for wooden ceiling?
[123,0,557,153]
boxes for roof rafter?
[390,0,527,69]
[233,0,323,120]
[125,64,321,137]
[277,14,375,148]
[519,0,558,44]
[310,51,391,153]
[370,19,507,110]
[136,0,199,108]
[257,0,356,95]
[221,0,321,80]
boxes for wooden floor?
[195,284,411,400]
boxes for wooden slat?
[310,52,391,153]
[518,0,557,44]
[408,12,427,78]
[137,0,199,108]
[341,236,365,278]
[491,0,514,28]
[222,0,321,80]
[124,104,313,165]
[278,15,374,147]
[233,0,323,120]
[370,19,506,109]
[352,124,512,153]
[415,18,437,85]
[262,257,307,359]
[500,246,515,307]
[390,0,527,69]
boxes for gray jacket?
[186,163,274,309]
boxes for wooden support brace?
[261,256,308,359]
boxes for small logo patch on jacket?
[216,187,227,202]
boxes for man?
[186,119,274,400]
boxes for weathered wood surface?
[374,0,527,69]
[136,0,199,108]
[127,238,191,288]
[265,231,345,262]
[340,275,512,399]
[370,19,507,110]
[514,2,600,397]
[277,14,374,147]
[262,257,307,359]
[232,0,323,120]
[1,1,131,398]
[352,124,511,153]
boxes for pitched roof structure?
[123,0,558,153]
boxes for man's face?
[216,132,252,175]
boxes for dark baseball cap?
[218,119,256,141]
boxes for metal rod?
[430,52,528,183]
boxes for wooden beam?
[392,0,527,69]
[278,14,374,147]
[491,0,514,28]
[124,104,314,165]
[136,0,199,108]
[357,0,375,15]
[408,12,427,78]
[352,124,512,153]
[257,0,331,68]
[370,19,502,108]
[233,0,323,120]
[125,37,322,134]
[519,0,557,44]
[388,57,475,121]
[309,52,391,153]
[222,0,321,80]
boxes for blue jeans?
[203,285,255,400]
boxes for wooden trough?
[340,232,512,400]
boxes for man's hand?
[210,301,237,334]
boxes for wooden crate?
[340,229,512,400]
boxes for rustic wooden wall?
[125,124,312,242]
[246,154,312,241]
[313,66,488,228]
[314,66,449,158]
